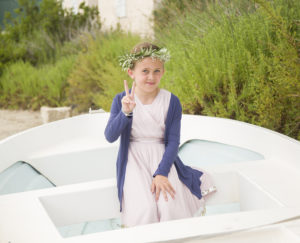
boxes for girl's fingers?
[167,187,175,199]
[162,184,173,200]
[122,96,135,104]
[156,187,161,201]
[129,97,136,104]
[122,97,129,104]
[124,80,129,96]
[151,182,155,193]
[130,81,136,97]
[152,177,176,202]
[163,183,175,200]
[162,190,168,201]
[169,184,176,195]
[121,97,135,114]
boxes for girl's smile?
[128,57,165,99]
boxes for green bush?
[0,0,100,74]
[65,29,142,113]
[0,0,298,141]
[153,0,257,32]
[155,0,300,139]
[0,55,76,110]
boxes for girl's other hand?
[121,80,136,113]
[151,175,176,202]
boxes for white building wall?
[62,0,161,38]
[62,0,98,13]
[99,0,155,37]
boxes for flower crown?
[118,47,171,71]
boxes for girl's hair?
[131,42,160,54]
[118,42,170,71]
[130,42,160,69]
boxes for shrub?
[0,0,100,74]
[65,29,142,113]
[155,0,300,139]
[0,55,76,110]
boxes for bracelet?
[122,108,133,117]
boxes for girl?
[104,42,216,227]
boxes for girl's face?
[127,57,165,94]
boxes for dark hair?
[130,42,161,69]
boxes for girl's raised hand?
[121,80,136,113]
[151,175,176,202]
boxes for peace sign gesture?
[121,80,136,114]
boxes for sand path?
[0,109,43,141]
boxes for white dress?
[121,88,216,227]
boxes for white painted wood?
[0,112,300,242]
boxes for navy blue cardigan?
[104,90,203,212]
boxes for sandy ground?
[0,109,44,141]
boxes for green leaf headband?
[118,47,171,71]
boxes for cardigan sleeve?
[104,94,132,143]
[153,97,182,177]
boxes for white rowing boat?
[0,111,300,242]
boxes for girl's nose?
[148,72,154,80]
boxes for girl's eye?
[143,70,148,73]
[155,70,160,73]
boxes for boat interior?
[0,113,300,242]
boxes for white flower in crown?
[118,47,171,71]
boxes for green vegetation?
[154,0,300,139]
[0,0,100,73]
[0,0,100,109]
[65,30,141,112]
[0,0,299,140]
[0,56,76,110]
